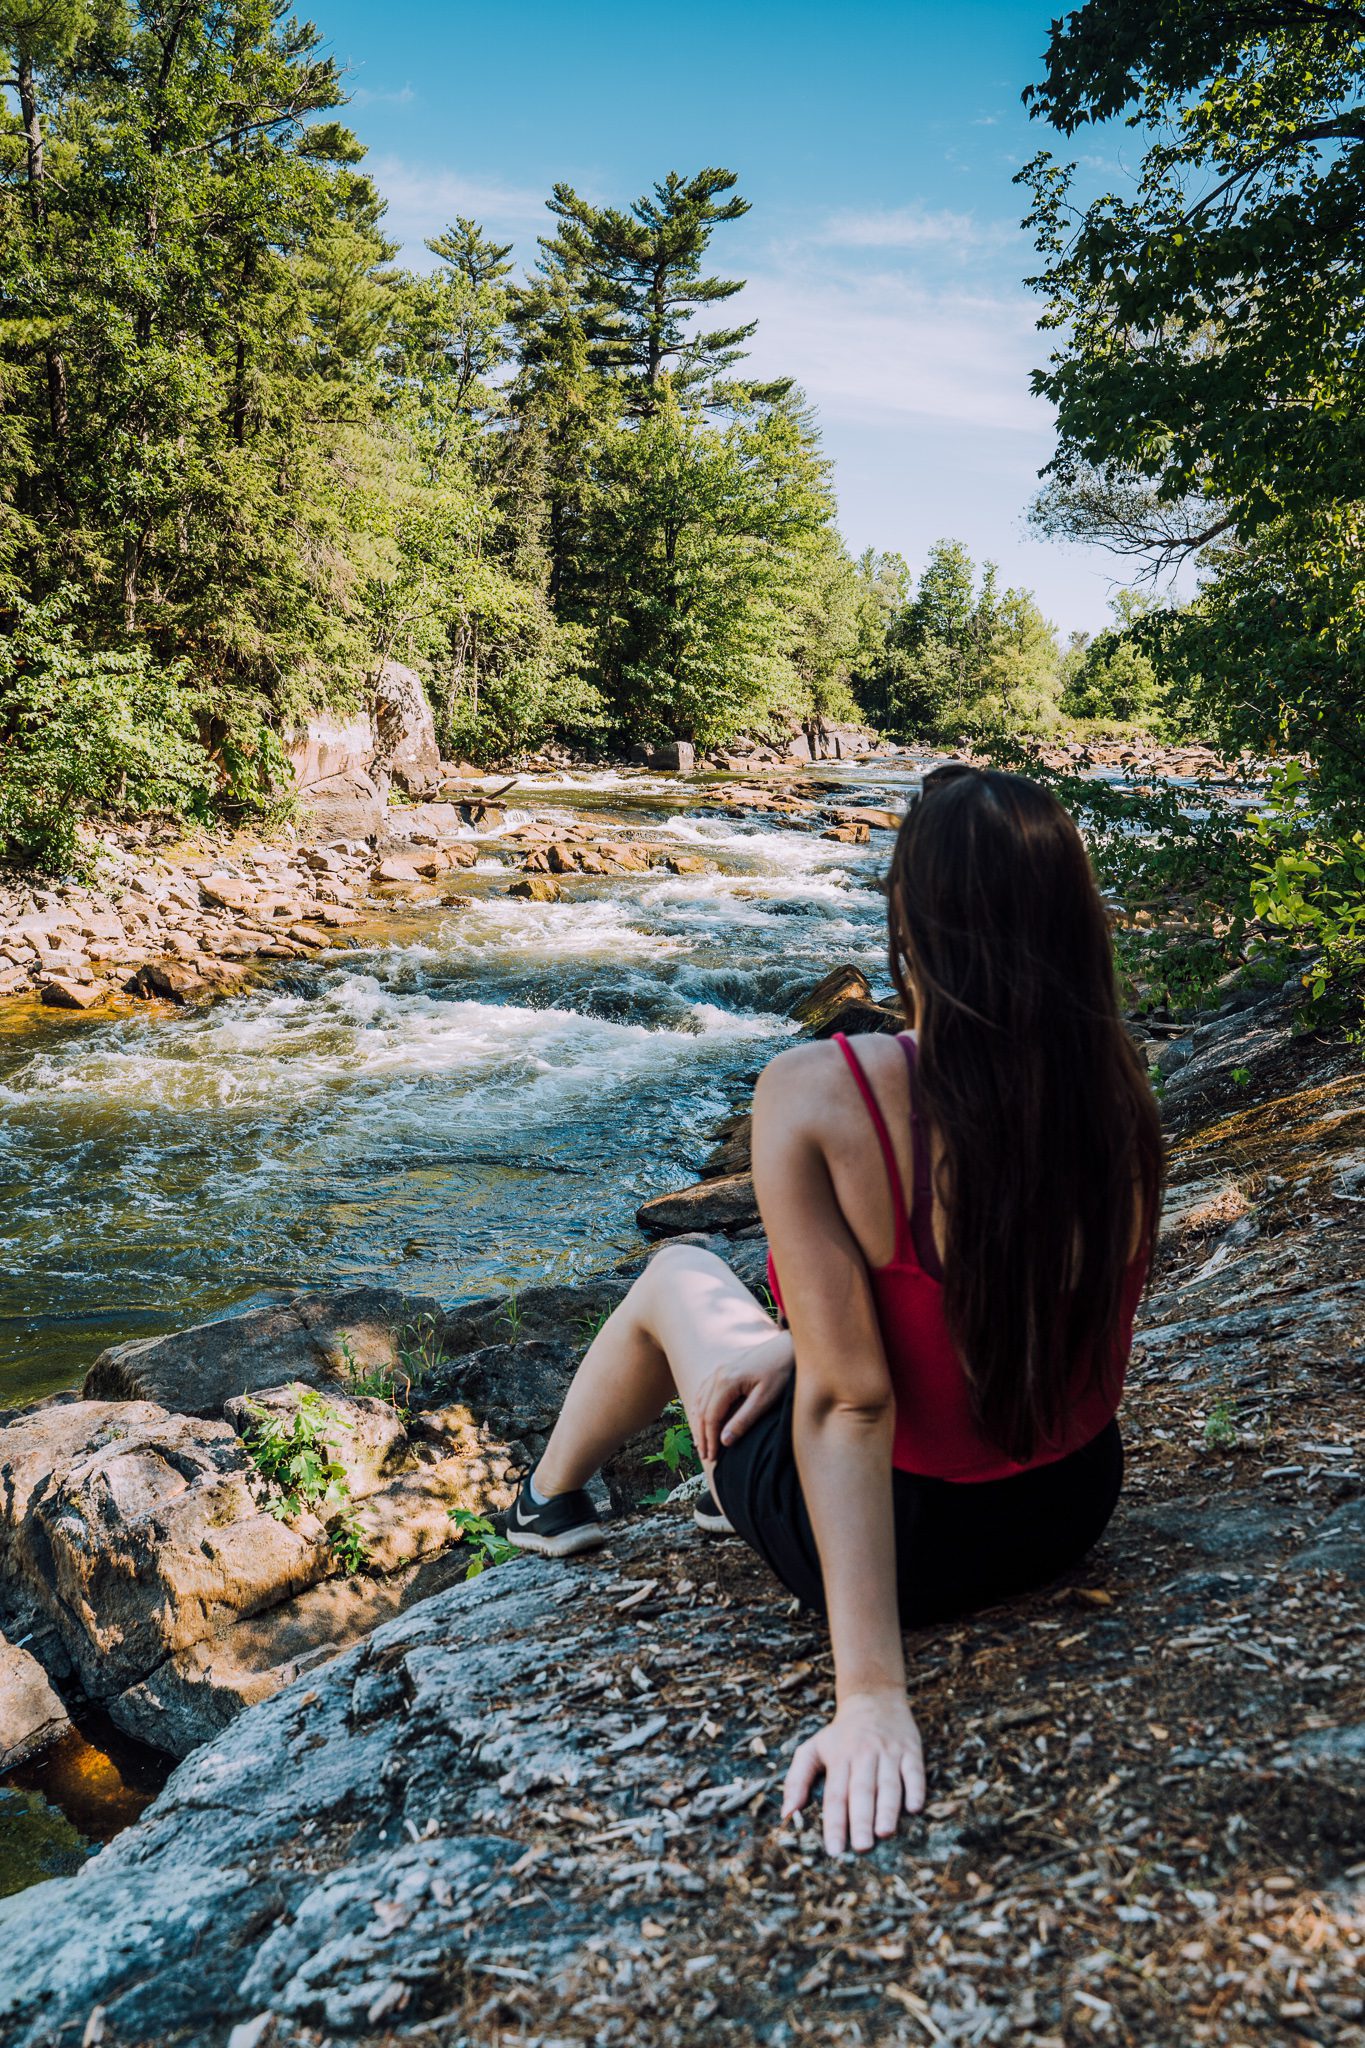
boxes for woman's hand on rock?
[782,1689,925,1856]
[696,1332,794,1463]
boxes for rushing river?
[0,762,922,1411]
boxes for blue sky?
[320,0,1144,637]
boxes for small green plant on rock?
[1202,1402,1239,1450]
[396,1313,448,1399]
[243,1387,371,1572]
[329,1504,371,1576]
[337,1332,412,1416]
[642,1399,702,1504]
[448,1506,519,1579]
[576,1306,612,1347]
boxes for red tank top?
[766,1032,1143,1482]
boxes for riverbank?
[0,730,1252,1015]
[0,982,1360,2044]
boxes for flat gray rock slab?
[83,1288,442,1418]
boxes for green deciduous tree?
[0,586,212,867]
[1020,0,1365,803]
[1060,589,1167,725]
[866,540,1063,741]
[574,387,840,745]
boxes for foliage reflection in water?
[0,1709,172,1899]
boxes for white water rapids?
[0,764,923,1406]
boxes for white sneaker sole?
[505,1521,608,1559]
[693,1506,735,1535]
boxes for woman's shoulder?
[755,1031,911,1127]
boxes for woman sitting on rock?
[507,765,1162,1856]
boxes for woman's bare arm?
[752,1046,925,1854]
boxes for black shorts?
[711,1376,1123,1627]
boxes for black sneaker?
[692,1486,734,1536]
[505,1475,607,1558]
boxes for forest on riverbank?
[0,0,1363,1029]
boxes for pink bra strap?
[833,1031,911,1260]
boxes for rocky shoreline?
[0,979,1360,2044]
[0,723,1251,1015]
[0,769,896,1010]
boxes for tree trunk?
[17,48,70,458]
[17,49,43,211]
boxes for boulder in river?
[38,974,105,1010]
[788,960,870,1028]
[788,962,903,1040]
[83,1286,443,1418]
[126,957,230,1004]
[636,1171,759,1237]
[508,877,561,902]
[0,1630,70,1770]
[649,739,696,772]
[371,854,424,885]
[699,1110,751,1180]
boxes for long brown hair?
[888,764,1163,1462]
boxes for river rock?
[821,994,904,1037]
[285,710,390,843]
[125,958,226,1003]
[636,1171,759,1237]
[200,874,260,914]
[23,1407,332,1697]
[38,974,105,1010]
[109,1547,469,1759]
[307,765,388,843]
[0,1631,70,1770]
[371,855,423,884]
[788,961,871,1030]
[223,1384,410,1503]
[83,1286,443,1418]
[699,1110,751,1179]
[508,877,561,902]
[0,1399,165,1567]
[373,660,440,796]
[649,739,696,772]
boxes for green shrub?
[1251,762,1365,1036]
[0,593,214,872]
[641,1400,701,1504]
[242,1386,370,1573]
[447,1506,519,1578]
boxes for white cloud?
[350,84,416,109]
[367,156,548,253]
[738,261,1048,436]
[817,205,982,250]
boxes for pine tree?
[0,0,391,710]
[538,168,790,414]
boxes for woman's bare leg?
[533,1244,783,1497]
